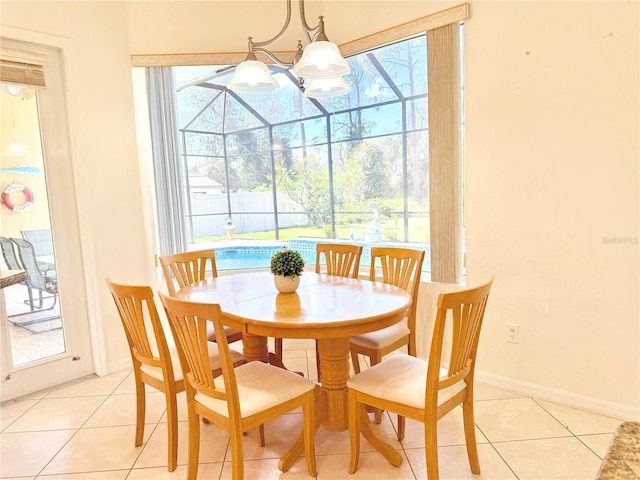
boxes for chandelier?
[228,0,351,98]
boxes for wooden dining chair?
[347,277,494,480]
[349,247,424,371]
[159,292,318,480]
[105,278,245,472]
[274,242,363,379]
[158,250,243,345]
[349,246,424,422]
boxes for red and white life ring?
[1,183,34,212]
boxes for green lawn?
[197,222,430,243]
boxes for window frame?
[141,4,469,283]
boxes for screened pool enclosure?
[168,34,430,250]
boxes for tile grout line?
[532,397,615,462]
[32,371,134,478]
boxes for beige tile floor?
[3,283,64,366]
[0,339,624,480]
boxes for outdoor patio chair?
[20,228,53,257]
[1,236,23,271]
[10,238,58,311]
[20,228,55,274]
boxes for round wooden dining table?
[177,270,409,470]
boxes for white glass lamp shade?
[304,76,351,98]
[228,60,279,92]
[293,41,350,79]
[6,86,21,96]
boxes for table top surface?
[177,271,411,339]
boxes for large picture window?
[175,35,428,242]
[145,16,465,280]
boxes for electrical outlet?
[506,324,519,344]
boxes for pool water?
[214,246,310,271]
[211,240,431,272]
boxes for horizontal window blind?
[0,47,47,88]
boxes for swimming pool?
[214,246,307,271]
[209,239,431,272]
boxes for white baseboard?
[475,370,640,421]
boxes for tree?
[273,155,330,227]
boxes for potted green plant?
[270,247,305,293]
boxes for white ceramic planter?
[273,274,300,293]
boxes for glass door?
[0,39,93,401]
[0,86,64,365]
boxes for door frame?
[1,27,105,401]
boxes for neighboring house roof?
[189,175,223,194]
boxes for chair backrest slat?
[160,293,236,405]
[367,247,425,357]
[369,247,425,331]
[106,279,172,374]
[370,249,423,291]
[427,277,494,405]
[159,250,217,296]
[315,243,363,278]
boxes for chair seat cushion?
[141,342,243,383]
[349,323,410,350]
[346,354,465,409]
[206,323,241,343]
[195,360,315,418]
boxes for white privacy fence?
[189,191,308,240]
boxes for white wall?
[2,1,638,414]
[1,2,155,370]
[0,89,49,236]
[464,1,639,413]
